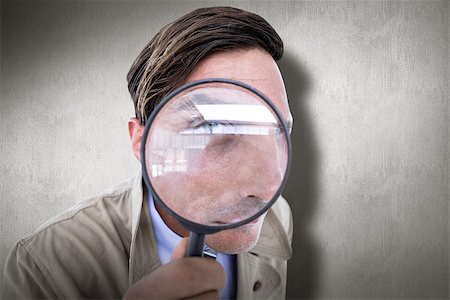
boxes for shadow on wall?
[278,51,320,299]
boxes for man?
[2,6,293,299]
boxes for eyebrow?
[172,92,293,128]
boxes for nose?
[236,135,287,202]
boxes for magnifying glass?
[140,78,291,257]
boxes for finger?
[183,290,221,300]
[171,258,226,296]
[124,256,226,299]
[171,237,189,260]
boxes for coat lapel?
[128,172,160,286]
[236,205,292,299]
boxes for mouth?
[204,195,269,226]
[212,215,261,226]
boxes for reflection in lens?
[145,83,289,227]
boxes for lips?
[213,215,261,226]
[177,194,270,226]
[211,210,262,224]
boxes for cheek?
[185,147,236,193]
[152,174,206,223]
[150,141,249,223]
[151,161,231,224]
[189,143,236,173]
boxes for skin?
[126,47,292,298]
[150,86,287,226]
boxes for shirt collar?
[148,193,182,265]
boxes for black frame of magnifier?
[140,78,292,237]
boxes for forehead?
[184,48,293,124]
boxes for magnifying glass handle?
[186,232,205,257]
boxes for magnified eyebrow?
[171,92,291,132]
[168,98,204,125]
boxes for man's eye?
[201,123,238,147]
[189,121,235,135]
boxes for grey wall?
[1,1,448,298]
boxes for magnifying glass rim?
[140,78,292,234]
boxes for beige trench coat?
[1,171,292,299]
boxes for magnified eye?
[196,122,239,149]
[195,121,233,134]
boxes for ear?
[128,117,143,161]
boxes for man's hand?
[123,238,226,299]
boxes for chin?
[205,219,264,254]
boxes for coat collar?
[251,203,292,260]
[128,170,160,285]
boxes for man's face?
[151,48,293,254]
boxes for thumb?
[170,238,189,261]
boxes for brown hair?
[127,6,283,124]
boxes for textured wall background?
[1,1,448,298]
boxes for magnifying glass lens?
[144,82,289,229]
